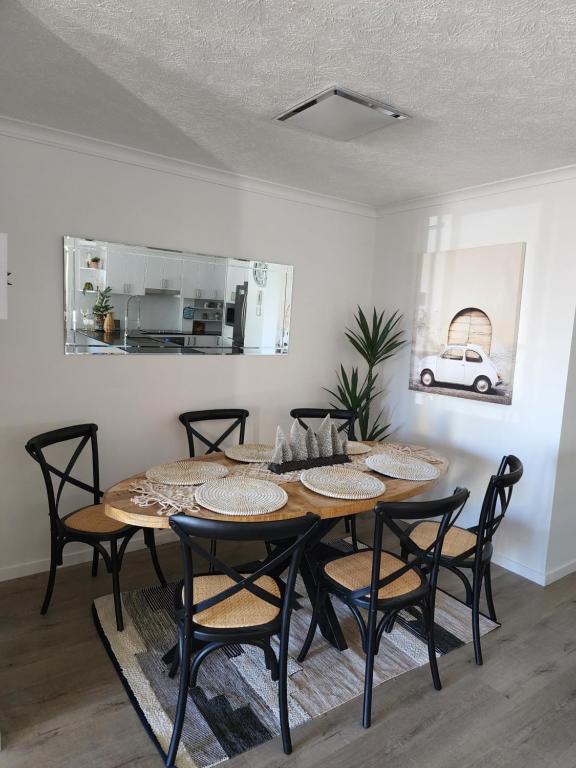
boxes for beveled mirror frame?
[64,236,293,356]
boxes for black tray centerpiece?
[268,415,351,474]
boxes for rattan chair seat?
[409,521,477,557]
[184,574,281,629]
[324,550,423,600]
[63,505,129,534]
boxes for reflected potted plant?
[87,254,101,269]
[92,286,113,331]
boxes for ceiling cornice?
[0,115,378,219]
[377,163,576,216]
[2,115,574,220]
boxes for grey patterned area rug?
[93,543,498,768]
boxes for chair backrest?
[477,455,523,549]
[169,513,319,623]
[178,409,249,457]
[25,424,101,522]
[289,408,357,440]
[357,488,470,612]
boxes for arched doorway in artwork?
[448,308,492,355]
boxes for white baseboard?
[5,529,570,588]
[491,552,546,586]
[492,552,576,586]
[0,529,176,583]
[544,558,576,586]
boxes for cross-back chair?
[165,512,320,765]
[178,409,250,569]
[25,423,166,631]
[178,409,249,458]
[290,407,359,548]
[404,455,523,665]
[298,488,470,728]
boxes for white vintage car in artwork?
[418,344,503,394]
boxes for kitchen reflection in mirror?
[64,237,293,355]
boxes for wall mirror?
[64,236,293,355]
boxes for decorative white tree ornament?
[271,442,284,465]
[281,439,293,463]
[317,415,333,457]
[331,423,344,455]
[289,420,308,460]
[306,427,320,459]
[271,426,288,464]
[268,416,352,474]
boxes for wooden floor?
[2,519,576,768]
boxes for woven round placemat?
[300,466,385,500]
[346,441,372,455]
[145,460,228,486]
[224,444,274,463]
[195,476,288,516]
[365,452,440,481]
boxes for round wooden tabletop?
[103,444,448,529]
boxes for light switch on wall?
[0,234,7,320]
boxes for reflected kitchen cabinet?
[182,259,197,298]
[145,255,183,293]
[182,258,205,298]
[182,258,225,300]
[210,260,227,300]
[107,247,145,295]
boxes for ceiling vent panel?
[274,86,410,141]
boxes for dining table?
[104,442,448,652]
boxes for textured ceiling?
[1,0,576,206]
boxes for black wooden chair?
[165,512,320,765]
[403,455,523,665]
[178,409,249,458]
[290,407,359,548]
[178,409,250,569]
[298,488,470,728]
[25,423,166,631]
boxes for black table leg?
[299,551,348,652]
[162,637,205,665]
[298,519,349,652]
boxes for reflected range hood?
[144,287,181,296]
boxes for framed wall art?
[409,243,525,405]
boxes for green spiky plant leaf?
[345,307,406,368]
[325,366,372,419]
[325,307,406,441]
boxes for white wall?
[0,130,376,581]
[374,172,576,585]
[548,316,576,582]
[2,122,575,589]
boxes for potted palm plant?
[92,286,113,331]
[326,307,406,441]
